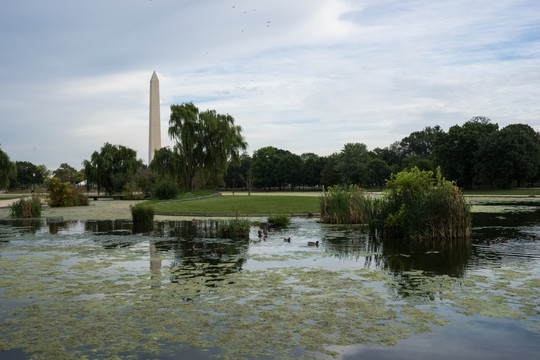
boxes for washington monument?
[148,71,161,164]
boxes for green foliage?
[83,142,143,195]
[9,194,42,218]
[220,218,250,239]
[130,203,155,233]
[122,182,145,200]
[9,161,49,190]
[0,146,17,190]
[47,177,89,207]
[267,213,290,228]
[52,163,84,184]
[379,167,471,245]
[168,102,247,191]
[320,185,379,225]
[153,178,179,200]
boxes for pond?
[1,198,539,359]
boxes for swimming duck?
[307,241,319,247]
[284,237,291,243]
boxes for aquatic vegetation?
[379,167,472,245]
[130,203,155,233]
[219,218,250,239]
[320,184,378,225]
[9,194,42,218]
[267,213,291,228]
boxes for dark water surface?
[1,198,539,359]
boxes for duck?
[284,237,291,243]
[308,241,319,247]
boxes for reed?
[10,194,42,218]
[267,214,290,228]
[379,167,471,245]
[320,185,378,225]
[220,218,250,239]
[131,203,155,233]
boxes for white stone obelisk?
[148,71,161,164]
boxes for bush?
[267,214,290,228]
[123,182,145,200]
[131,203,155,233]
[379,167,471,245]
[220,219,250,239]
[153,178,179,200]
[10,195,42,218]
[47,178,89,207]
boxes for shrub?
[320,185,379,225]
[220,218,250,239]
[267,213,290,228]
[47,178,89,207]
[123,182,145,200]
[10,195,42,218]
[131,203,155,233]
[153,178,179,200]
[379,167,471,245]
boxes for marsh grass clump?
[379,167,471,245]
[267,214,290,228]
[131,203,155,233]
[320,185,379,225]
[220,218,250,239]
[10,194,42,218]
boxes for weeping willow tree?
[168,102,247,192]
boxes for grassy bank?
[150,195,320,216]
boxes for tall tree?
[83,143,143,195]
[168,102,247,191]
[477,124,540,188]
[400,125,443,158]
[10,161,48,189]
[335,143,372,185]
[300,152,324,188]
[433,117,498,189]
[53,163,83,184]
[0,146,17,190]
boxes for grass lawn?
[150,194,321,216]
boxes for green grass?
[150,195,320,216]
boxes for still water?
[1,198,539,359]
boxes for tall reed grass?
[319,168,471,246]
[220,219,250,239]
[131,203,155,233]
[320,185,379,226]
[10,195,42,218]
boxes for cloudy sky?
[1,0,539,170]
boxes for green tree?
[53,163,83,184]
[300,152,324,188]
[400,125,443,158]
[320,153,341,189]
[368,158,391,190]
[83,143,143,195]
[0,146,17,190]
[477,124,540,188]
[335,143,371,186]
[10,161,48,189]
[168,102,247,191]
[224,152,251,191]
[433,116,498,189]
[276,151,302,190]
[251,146,281,190]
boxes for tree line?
[1,112,539,194]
